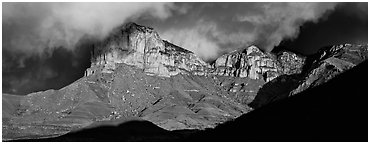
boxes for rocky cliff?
[85,22,211,77]
[211,46,279,82]
[210,45,306,82]
[85,22,306,83]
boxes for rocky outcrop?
[211,46,280,82]
[85,22,211,77]
[276,51,305,75]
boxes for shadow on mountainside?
[189,60,368,142]
[13,61,367,142]
[248,73,303,109]
[12,120,196,142]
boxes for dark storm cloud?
[138,2,338,60]
[275,2,368,55]
[3,2,175,54]
[3,2,176,94]
[3,2,367,95]
[2,38,96,94]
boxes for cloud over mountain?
[3,2,175,55]
[153,3,338,60]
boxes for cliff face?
[85,22,308,83]
[211,46,306,82]
[85,22,211,77]
[211,46,280,82]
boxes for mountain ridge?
[2,22,367,141]
[85,22,308,82]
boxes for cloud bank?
[4,2,339,61]
[3,2,174,55]
[148,3,338,60]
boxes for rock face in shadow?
[290,44,367,95]
[250,44,367,109]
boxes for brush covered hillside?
[22,60,366,142]
[2,22,368,141]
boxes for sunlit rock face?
[276,51,306,75]
[85,22,211,77]
[85,22,308,83]
[212,46,280,82]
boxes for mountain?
[11,60,368,142]
[2,22,261,140]
[211,45,306,82]
[85,22,211,77]
[250,44,367,109]
[2,22,367,141]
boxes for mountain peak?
[85,22,211,77]
[120,22,154,33]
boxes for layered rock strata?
[211,46,280,82]
[85,22,307,83]
[85,22,211,77]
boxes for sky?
[2,2,368,95]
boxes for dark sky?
[2,2,368,95]
[274,2,368,55]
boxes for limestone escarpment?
[84,22,308,83]
[211,46,280,82]
[85,22,211,77]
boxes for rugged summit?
[85,22,211,77]
[210,45,306,82]
[85,22,306,82]
[212,46,280,82]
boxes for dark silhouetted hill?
[189,60,368,142]
[12,120,196,142]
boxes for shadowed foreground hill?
[14,60,367,142]
[14,120,195,142]
[190,60,368,142]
